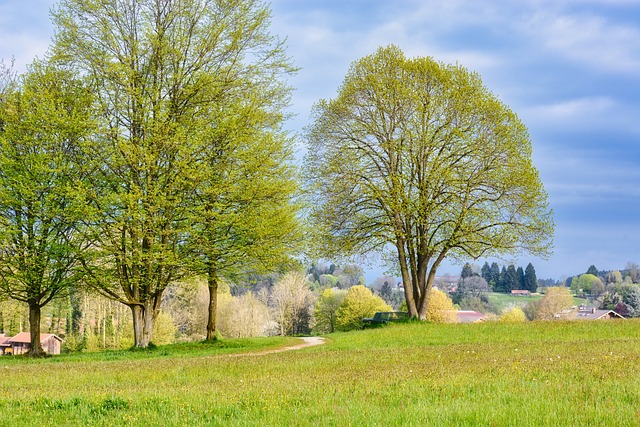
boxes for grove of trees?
[1,3,571,355]
[474,262,538,293]
[0,0,300,353]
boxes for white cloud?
[526,13,640,74]
[525,96,615,121]
[521,96,640,135]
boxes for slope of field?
[2,321,640,426]
[486,292,589,312]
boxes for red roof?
[456,311,486,323]
[7,333,62,344]
[0,335,10,346]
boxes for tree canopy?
[0,62,94,355]
[52,0,298,347]
[305,45,553,319]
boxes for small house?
[0,334,11,355]
[455,310,486,323]
[6,333,63,355]
[575,306,624,320]
[511,290,531,296]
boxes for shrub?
[499,306,527,323]
[335,285,391,331]
[425,289,458,323]
[313,288,346,334]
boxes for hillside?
[2,321,640,426]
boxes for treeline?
[0,0,302,353]
[0,262,410,351]
[563,264,640,317]
[461,262,538,293]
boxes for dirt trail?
[230,336,326,358]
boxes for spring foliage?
[425,289,458,323]
[499,306,527,323]
[305,45,553,320]
[535,287,574,320]
[51,0,298,347]
[335,285,391,331]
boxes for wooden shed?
[0,334,11,355]
[7,333,63,355]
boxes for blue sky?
[1,0,639,281]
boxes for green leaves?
[0,61,94,313]
[305,44,554,317]
[50,0,299,346]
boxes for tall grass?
[1,321,639,426]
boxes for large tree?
[52,0,294,347]
[305,45,553,319]
[0,62,93,355]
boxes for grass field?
[2,321,640,426]
[487,292,590,312]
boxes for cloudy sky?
[1,0,639,281]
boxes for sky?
[1,0,639,281]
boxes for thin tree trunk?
[206,264,219,341]
[396,238,418,318]
[27,302,45,357]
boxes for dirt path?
[230,337,326,358]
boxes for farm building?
[511,290,531,296]
[0,334,10,355]
[575,307,624,320]
[1,333,63,355]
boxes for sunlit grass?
[1,321,640,426]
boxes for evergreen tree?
[379,282,393,303]
[524,263,537,292]
[481,262,491,284]
[506,265,519,291]
[461,263,474,279]
[495,266,509,293]
[587,265,599,276]
[490,262,500,289]
[516,266,525,290]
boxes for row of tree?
[0,0,300,354]
[461,262,538,293]
[1,1,555,354]
[0,268,459,350]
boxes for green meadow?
[487,292,589,312]
[2,321,640,426]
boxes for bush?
[425,289,458,323]
[535,287,573,320]
[335,285,391,331]
[499,306,527,323]
[313,288,346,334]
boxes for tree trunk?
[27,302,45,357]
[130,302,155,348]
[417,273,433,321]
[396,238,418,318]
[206,265,219,341]
[417,259,445,320]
